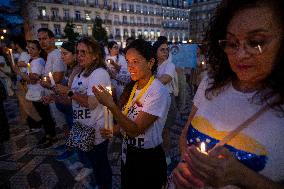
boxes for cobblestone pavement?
[0,82,194,189]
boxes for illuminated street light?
[0,36,4,40]
[3,29,7,34]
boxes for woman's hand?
[54,84,69,96]
[41,95,54,104]
[92,85,116,109]
[40,77,52,89]
[99,127,113,139]
[173,160,204,189]
[184,145,242,188]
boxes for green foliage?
[64,21,79,43]
[92,17,108,42]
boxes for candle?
[9,48,15,66]
[200,142,208,155]
[27,63,32,74]
[107,59,111,64]
[43,76,47,82]
[106,86,113,135]
[104,106,109,129]
[48,72,55,86]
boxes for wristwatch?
[67,90,74,98]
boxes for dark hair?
[76,37,106,77]
[27,40,46,59]
[120,39,157,108]
[61,41,75,54]
[126,37,135,46]
[157,36,168,43]
[204,0,284,114]
[107,41,118,50]
[12,35,27,51]
[37,28,55,38]
[153,39,169,62]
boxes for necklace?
[123,76,154,116]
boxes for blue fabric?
[55,102,73,129]
[79,140,112,189]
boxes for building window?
[137,29,142,36]
[54,24,61,36]
[144,30,148,38]
[131,29,135,37]
[104,0,108,6]
[85,12,91,20]
[87,26,92,36]
[150,18,154,25]
[76,25,83,34]
[39,7,46,16]
[130,16,134,24]
[75,11,81,20]
[51,8,59,17]
[64,9,69,18]
[115,28,120,36]
[144,17,148,24]
[136,5,141,13]
[123,16,127,23]
[123,29,128,37]
[137,17,141,24]
[143,6,147,14]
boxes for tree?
[64,21,79,43]
[92,17,108,42]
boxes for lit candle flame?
[200,142,206,153]
[106,86,112,95]
[43,76,47,82]
[201,61,205,65]
[107,59,111,64]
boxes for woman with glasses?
[105,41,130,101]
[67,37,112,188]
[153,38,179,166]
[93,39,171,189]
[173,0,284,188]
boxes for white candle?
[200,142,208,155]
[9,49,15,66]
[104,106,109,129]
[106,86,113,135]
[27,63,32,74]
[43,76,47,82]
[48,72,55,86]
[107,59,111,64]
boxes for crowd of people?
[0,0,284,188]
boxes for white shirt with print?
[121,79,171,163]
[71,68,111,145]
[18,51,30,73]
[157,59,179,96]
[44,48,66,76]
[27,57,45,95]
[191,76,284,188]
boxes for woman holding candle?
[105,41,130,101]
[153,37,179,166]
[173,0,284,188]
[25,40,56,139]
[67,37,112,188]
[93,39,171,189]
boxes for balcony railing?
[37,15,50,21]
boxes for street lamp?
[3,29,7,34]
[0,36,4,40]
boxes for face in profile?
[226,6,282,84]
[61,48,75,65]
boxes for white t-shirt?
[27,57,45,93]
[18,51,30,73]
[188,76,284,188]
[71,68,111,145]
[122,79,171,163]
[157,59,179,96]
[44,48,66,76]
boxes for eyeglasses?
[218,39,267,55]
[76,50,91,57]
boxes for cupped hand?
[92,85,115,109]
[173,160,204,189]
[41,95,54,104]
[40,77,52,89]
[54,84,69,96]
[185,145,242,188]
[99,127,113,139]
